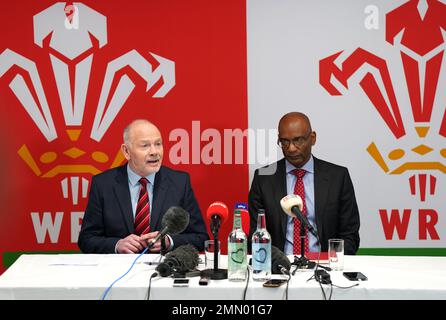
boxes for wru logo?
[319,0,445,241]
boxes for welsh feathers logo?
[0,2,175,205]
[319,0,445,240]
[0,2,175,248]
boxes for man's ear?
[311,131,317,146]
[121,144,130,160]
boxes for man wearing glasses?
[248,112,360,255]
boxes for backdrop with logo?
[247,0,446,254]
[0,0,445,274]
[0,0,248,273]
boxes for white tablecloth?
[1,254,445,300]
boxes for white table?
[0,254,446,300]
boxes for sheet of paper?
[48,255,102,266]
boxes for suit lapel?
[113,165,134,234]
[151,166,168,230]
[274,159,288,236]
[314,157,329,237]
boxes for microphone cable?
[146,253,166,300]
[304,241,331,300]
[332,283,360,289]
[146,271,158,300]
[242,266,251,300]
[314,243,328,300]
[306,271,329,301]
[101,246,149,300]
[284,271,292,300]
[305,242,359,300]
[273,255,292,300]
[272,258,292,301]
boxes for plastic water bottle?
[227,208,248,281]
[251,209,271,281]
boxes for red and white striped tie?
[134,178,150,235]
[292,169,309,255]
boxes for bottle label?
[251,243,271,271]
[228,243,247,266]
[233,215,242,230]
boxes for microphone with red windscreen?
[203,201,229,280]
[206,201,228,236]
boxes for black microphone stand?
[202,215,228,280]
[144,236,168,267]
[291,221,316,273]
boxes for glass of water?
[328,239,344,271]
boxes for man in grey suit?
[78,119,208,253]
[248,112,360,255]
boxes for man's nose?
[148,145,158,154]
[288,143,299,152]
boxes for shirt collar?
[127,164,156,187]
[285,155,314,175]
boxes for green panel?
[358,248,446,256]
[3,250,81,269]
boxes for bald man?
[78,119,208,253]
[248,112,360,255]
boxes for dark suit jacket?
[78,164,209,253]
[248,157,360,255]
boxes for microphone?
[280,194,318,237]
[206,201,229,235]
[203,201,229,280]
[271,245,291,275]
[147,206,190,249]
[155,244,199,277]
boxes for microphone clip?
[315,269,331,285]
[280,266,290,276]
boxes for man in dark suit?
[248,112,360,255]
[78,119,208,253]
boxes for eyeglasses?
[277,132,312,149]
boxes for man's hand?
[141,231,171,252]
[116,234,148,253]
